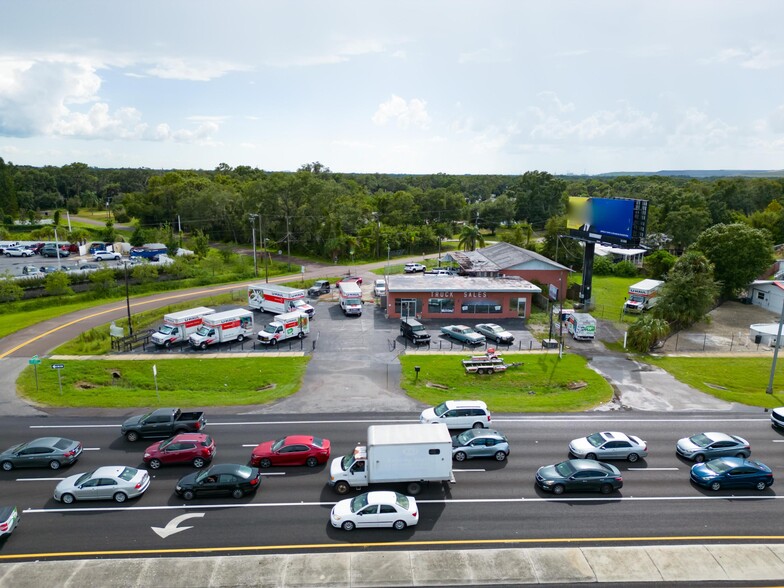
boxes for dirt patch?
[567,381,588,390]
[75,381,97,390]
[256,384,276,392]
[426,381,449,390]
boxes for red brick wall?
[386,292,534,319]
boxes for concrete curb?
[3,544,784,586]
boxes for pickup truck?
[121,408,206,442]
[308,280,331,296]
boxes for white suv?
[420,400,491,429]
[404,263,426,273]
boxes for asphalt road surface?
[0,411,780,561]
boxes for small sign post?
[51,363,65,395]
[152,364,160,402]
[28,355,41,395]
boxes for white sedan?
[330,491,418,531]
[53,465,150,504]
[93,250,121,261]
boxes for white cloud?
[667,108,735,149]
[145,58,249,81]
[701,45,783,70]
[265,38,395,68]
[458,45,511,64]
[768,105,784,133]
[372,95,430,130]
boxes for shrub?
[45,271,73,296]
[613,260,639,277]
[592,256,615,276]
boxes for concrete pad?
[282,552,350,587]
[527,548,596,583]
[764,543,784,567]
[350,551,413,587]
[65,559,147,587]
[581,546,663,583]
[410,550,473,586]
[137,556,218,588]
[645,545,728,582]
[0,560,85,588]
[718,544,784,580]
[460,549,537,584]
[210,554,288,587]
[0,563,18,586]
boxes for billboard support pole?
[580,242,595,309]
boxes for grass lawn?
[400,353,612,412]
[645,356,784,408]
[0,298,130,340]
[372,260,457,276]
[18,357,309,408]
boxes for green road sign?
[28,355,41,366]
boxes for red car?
[143,433,215,469]
[250,435,331,468]
[337,276,363,286]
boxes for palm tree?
[458,225,485,251]
[626,315,670,352]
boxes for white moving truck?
[188,308,254,350]
[623,279,664,314]
[338,281,363,316]
[257,311,310,345]
[567,313,597,341]
[151,307,216,348]
[328,423,453,495]
[247,284,314,318]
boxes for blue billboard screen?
[567,197,637,242]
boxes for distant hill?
[594,169,784,178]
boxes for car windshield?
[488,325,502,333]
[705,460,734,474]
[434,402,449,417]
[350,493,369,513]
[456,430,477,444]
[195,326,210,336]
[395,492,410,509]
[311,437,324,448]
[76,471,94,485]
[159,325,175,335]
[159,437,175,450]
[412,324,424,332]
[340,454,355,471]
[196,468,213,482]
[689,433,712,447]
[271,438,286,451]
[118,467,138,481]
[586,433,605,447]
[554,461,577,477]
[292,300,306,308]
[263,324,279,334]
[6,442,26,453]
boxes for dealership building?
[385,274,541,320]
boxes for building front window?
[461,299,503,314]
[395,298,419,317]
[428,298,455,313]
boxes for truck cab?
[330,447,368,491]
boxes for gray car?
[474,323,515,344]
[440,325,486,345]
[0,437,83,471]
[569,431,648,463]
[53,466,151,504]
[676,432,750,462]
[452,429,509,462]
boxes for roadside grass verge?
[644,356,784,408]
[400,353,612,412]
[18,357,309,408]
[0,298,128,340]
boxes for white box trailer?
[623,279,664,313]
[328,423,453,495]
[567,312,596,340]
[188,308,254,349]
[247,284,314,318]
[257,311,310,346]
[151,307,216,348]
[338,281,363,316]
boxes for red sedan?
[250,435,331,468]
[336,276,363,286]
[143,433,215,469]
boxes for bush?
[613,260,639,277]
[0,275,23,302]
[131,263,158,284]
[44,271,73,296]
[592,256,615,275]
[627,315,670,352]
[89,267,120,297]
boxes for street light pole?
[259,214,268,283]
[285,214,291,271]
[123,261,133,337]
[766,296,784,394]
[249,214,258,278]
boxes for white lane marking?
[628,467,679,471]
[260,472,286,476]
[242,444,257,447]
[23,493,784,514]
[16,477,64,481]
[30,424,119,429]
[152,512,205,538]
[772,440,784,443]
[83,447,100,451]
[453,469,486,472]
[495,418,770,423]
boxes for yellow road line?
[1,535,783,561]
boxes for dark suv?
[308,280,331,296]
[400,318,431,345]
[40,245,69,258]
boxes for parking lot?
[0,248,123,277]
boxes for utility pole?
[53,226,62,270]
[259,214,268,283]
[766,296,784,394]
[285,214,291,271]
[249,214,258,277]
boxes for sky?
[0,0,782,175]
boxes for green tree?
[203,249,224,277]
[458,224,485,251]
[0,157,19,218]
[477,194,516,234]
[191,229,210,258]
[53,209,61,226]
[44,271,73,297]
[643,250,676,280]
[612,260,638,277]
[692,223,774,298]
[626,315,670,352]
[89,267,119,297]
[0,272,23,302]
[508,171,566,226]
[592,256,615,276]
[101,219,117,243]
[131,263,158,285]
[654,251,719,329]
[129,226,147,247]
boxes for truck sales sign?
[430,291,488,298]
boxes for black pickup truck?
[121,408,206,442]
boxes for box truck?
[328,423,453,495]
[151,307,216,348]
[257,311,310,346]
[623,279,664,314]
[566,313,597,341]
[338,281,363,316]
[188,309,254,350]
[247,284,314,318]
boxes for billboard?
[567,197,648,246]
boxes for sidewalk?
[2,544,784,586]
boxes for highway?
[1,411,782,561]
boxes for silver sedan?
[53,466,150,504]
[676,432,750,463]
[569,431,648,463]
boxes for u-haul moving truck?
[151,307,215,348]
[247,284,314,318]
[258,311,310,345]
[566,313,596,340]
[623,279,664,314]
[188,309,254,350]
[338,281,363,316]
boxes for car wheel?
[125,431,139,442]
[756,481,768,491]
[113,492,127,503]
[237,334,245,343]
[49,460,61,470]
[164,340,172,349]
[694,454,706,463]
[1,461,13,471]
[710,481,721,491]
[334,481,350,495]
[393,520,407,531]
[200,342,207,350]
[627,453,639,463]
[552,484,565,495]
[454,451,467,462]
[270,339,277,346]
[232,489,244,499]
[585,453,597,460]
[494,451,507,462]
[600,483,613,495]
[472,422,485,429]
[342,520,355,531]
[182,490,195,500]
[298,332,304,339]
[260,458,272,468]
[306,456,318,468]
[61,493,75,504]
[148,459,161,470]
[193,457,206,468]
[736,453,748,459]
[406,482,422,495]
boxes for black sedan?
[535,459,623,495]
[175,464,261,500]
[0,437,82,471]
[690,457,774,491]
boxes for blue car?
[690,457,773,491]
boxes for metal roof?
[446,243,570,273]
[367,424,451,445]
[387,274,541,294]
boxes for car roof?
[597,432,632,442]
[171,433,210,442]
[366,491,402,505]
[283,435,315,445]
[92,466,132,477]
[703,432,734,442]
[29,437,73,446]
[568,459,614,472]
[207,463,249,475]
[444,400,488,409]
[460,429,504,439]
